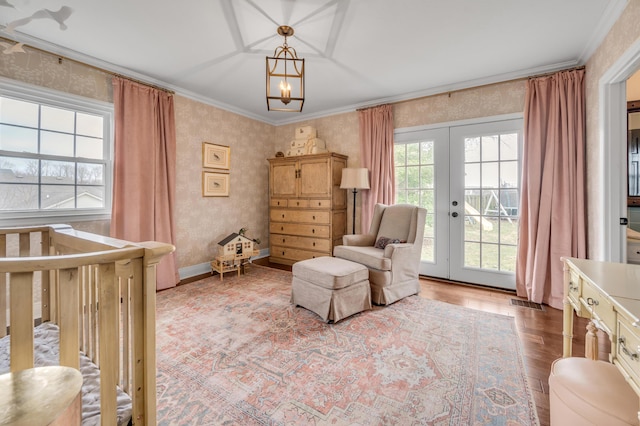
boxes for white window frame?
[0,77,113,226]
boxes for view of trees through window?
[0,94,109,213]
[394,141,435,262]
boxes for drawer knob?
[282,214,285,218]
[297,202,300,206]
[586,297,599,306]
[312,242,316,247]
[282,239,286,243]
[312,229,315,234]
[318,202,321,206]
[619,337,639,360]
[281,226,284,231]
[313,215,316,220]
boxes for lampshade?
[266,25,305,112]
[340,168,370,190]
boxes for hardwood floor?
[418,277,611,426]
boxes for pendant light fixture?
[266,25,305,112]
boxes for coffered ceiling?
[0,0,629,124]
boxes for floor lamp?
[340,168,370,234]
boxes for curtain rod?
[356,103,391,111]
[0,36,175,94]
[528,65,586,80]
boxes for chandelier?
[266,25,305,112]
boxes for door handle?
[452,212,459,218]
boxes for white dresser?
[563,257,640,420]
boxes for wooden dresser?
[268,152,347,265]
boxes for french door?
[394,118,522,290]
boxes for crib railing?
[0,224,174,426]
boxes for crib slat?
[59,267,80,369]
[130,258,144,422]
[91,265,98,363]
[117,261,133,394]
[10,272,34,372]
[19,233,30,256]
[142,255,159,426]
[0,234,6,338]
[99,262,118,425]
[41,230,51,323]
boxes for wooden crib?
[0,224,174,425]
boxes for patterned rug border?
[156,264,540,425]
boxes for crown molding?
[579,0,629,63]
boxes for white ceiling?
[0,0,629,125]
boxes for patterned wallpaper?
[174,97,274,268]
[585,1,640,260]
[0,44,112,102]
[394,80,526,128]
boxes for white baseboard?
[178,249,270,280]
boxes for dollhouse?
[211,232,260,280]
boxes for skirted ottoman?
[291,256,371,322]
[549,357,639,425]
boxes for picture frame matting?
[202,171,230,197]
[203,142,230,170]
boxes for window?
[0,79,113,223]
[395,139,436,263]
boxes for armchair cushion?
[376,205,416,242]
[333,245,391,271]
[343,234,376,247]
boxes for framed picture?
[203,171,230,197]
[203,142,230,170]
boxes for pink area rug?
[155,265,539,425]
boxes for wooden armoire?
[267,152,347,265]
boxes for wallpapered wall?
[2,0,638,274]
[174,97,273,269]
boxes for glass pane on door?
[395,140,435,262]
[450,119,522,290]
[463,132,519,272]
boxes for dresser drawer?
[309,199,331,208]
[288,199,309,208]
[272,235,331,252]
[628,242,640,264]
[616,316,640,389]
[270,198,288,207]
[581,283,615,334]
[270,209,330,224]
[567,269,582,313]
[270,245,330,262]
[270,222,330,238]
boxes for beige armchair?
[333,203,426,305]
